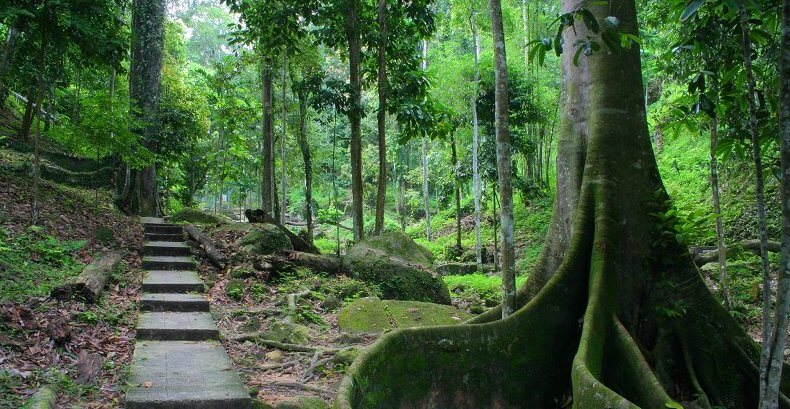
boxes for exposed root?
[270,381,334,396]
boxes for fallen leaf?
[142,381,153,388]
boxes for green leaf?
[680,0,705,22]
[665,401,684,409]
[578,9,600,33]
[573,45,585,66]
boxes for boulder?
[337,297,472,334]
[342,233,450,304]
[235,224,293,255]
[262,321,311,345]
[435,262,479,276]
[169,208,223,224]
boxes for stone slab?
[146,233,185,242]
[144,242,192,257]
[126,340,252,409]
[143,271,204,293]
[140,217,165,225]
[137,312,218,341]
[145,224,184,235]
[141,293,210,312]
[143,256,196,271]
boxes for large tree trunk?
[261,65,275,215]
[737,1,775,402]
[125,0,164,216]
[374,0,388,235]
[334,0,787,407]
[490,0,516,319]
[346,0,364,241]
[0,19,22,110]
[761,3,790,408]
[471,10,483,271]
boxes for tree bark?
[18,89,34,140]
[51,252,122,303]
[261,64,275,215]
[32,29,45,226]
[471,10,483,271]
[346,0,364,241]
[334,0,787,407]
[280,55,288,225]
[296,90,314,243]
[737,2,775,402]
[126,0,164,216]
[374,0,388,236]
[693,239,780,265]
[708,102,730,307]
[261,250,342,275]
[0,19,22,110]
[762,3,790,408]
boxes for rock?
[226,279,246,300]
[236,224,293,255]
[240,317,261,332]
[92,226,115,245]
[230,264,257,278]
[342,234,450,304]
[319,295,342,311]
[265,350,283,361]
[435,262,479,276]
[248,386,260,397]
[169,208,223,224]
[252,399,275,409]
[333,348,360,366]
[337,297,472,334]
[262,321,310,345]
[276,397,328,409]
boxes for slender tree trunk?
[761,2,790,408]
[492,183,499,270]
[296,92,314,243]
[420,40,432,242]
[31,28,45,225]
[451,133,462,249]
[471,10,483,271]
[374,0,388,235]
[399,144,407,232]
[126,0,165,216]
[18,90,34,140]
[709,113,731,308]
[737,2,775,402]
[332,111,341,255]
[280,55,287,224]
[490,0,516,318]
[0,19,22,110]
[346,0,364,241]
[261,64,275,215]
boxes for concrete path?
[126,217,251,409]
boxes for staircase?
[125,217,251,409]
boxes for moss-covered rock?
[169,208,223,224]
[337,297,471,334]
[235,223,293,255]
[435,262,479,276]
[343,235,450,304]
[333,348,361,366]
[226,279,246,300]
[275,397,329,409]
[92,225,115,245]
[262,321,311,345]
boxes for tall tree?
[490,0,516,318]
[120,0,165,216]
[421,39,432,241]
[471,7,484,271]
[280,54,287,224]
[334,0,787,406]
[347,0,364,241]
[759,1,790,407]
[261,64,275,215]
[374,0,388,235]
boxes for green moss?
[262,321,311,345]
[362,232,434,266]
[169,208,223,224]
[337,297,472,334]
[226,279,245,300]
[236,224,293,255]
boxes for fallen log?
[262,250,343,275]
[51,252,122,303]
[185,224,226,268]
[693,239,781,265]
[25,385,57,409]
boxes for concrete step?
[141,293,209,312]
[136,312,219,341]
[143,241,191,257]
[143,271,204,293]
[126,340,252,409]
[146,232,185,242]
[140,217,165,225]
[143,256,196,271]
[144,224,183,235]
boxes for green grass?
[443,273,529,306]
[0,227,86,302]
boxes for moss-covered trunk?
[333,0,789,407]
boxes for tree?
[346,0,364,241]
[121,0,166,216]
[420,40,432,241]
[374,0,388,235]
[334,0,788,406]
[471,6,483,271]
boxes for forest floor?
[0,169,144,408]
